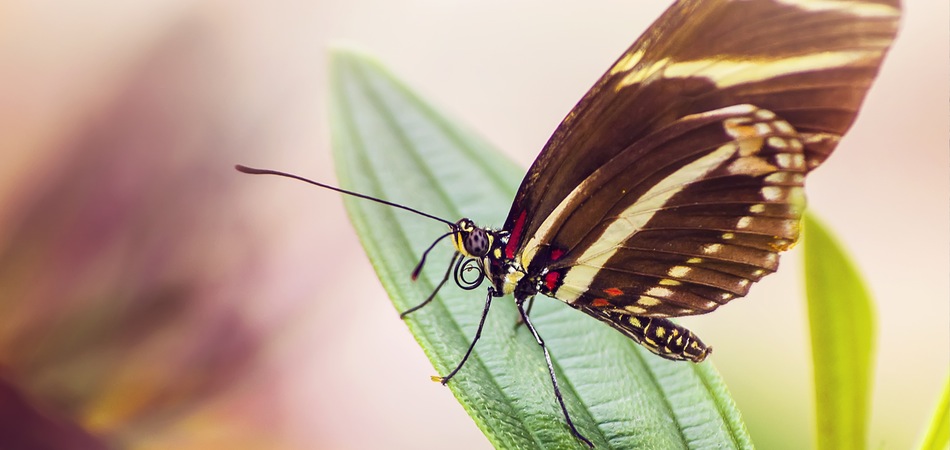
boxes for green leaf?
[328,47,753,450]
[918,375,950,450]
[803,213,876,450]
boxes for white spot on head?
[668,266,692,278]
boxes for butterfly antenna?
[235,165,456,227]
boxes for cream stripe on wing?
[773,0,900,18]
[556,139,739,303]
[618,50,887,91]
[520,105,757,271]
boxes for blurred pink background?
[0,1,946,449]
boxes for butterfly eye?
[452,218,491,257]
[463,228,490,257]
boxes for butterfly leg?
[436,286,497,385]
[511,296,535,330]
[516,297,595,448]
[401,252,460,318]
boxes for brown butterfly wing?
[500,0,899,320]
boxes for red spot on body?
[604,287,623,297]
[592,298,611,308]
[544,271,561,291]
[505,210,527,259]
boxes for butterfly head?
[452,218,493,258]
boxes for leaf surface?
[329,48,753,450]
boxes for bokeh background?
[1,0,946,449]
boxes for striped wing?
[503,0,900,317]
[539,104,806,317]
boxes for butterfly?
[239,0,900,446]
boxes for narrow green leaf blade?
[803,213,876,450]
[918,375,950,450]
[328,47,752,450]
